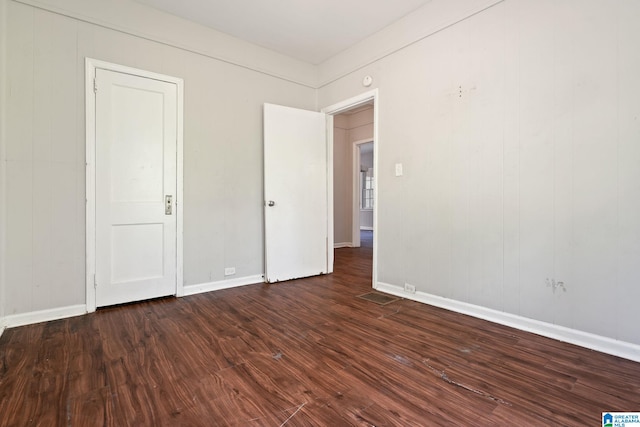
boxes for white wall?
[360,151,373,170]
[1,0,316,318]
[13,0,317,87]
[318,0,503,87]
[359,211,373,230]
[319,0,640,351]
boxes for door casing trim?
[85,58,184,312]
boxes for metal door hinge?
[93,78,97,93]
[93,274,98,288]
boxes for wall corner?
[0,0,9,325]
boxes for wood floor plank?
[1,233,639,426]
[67,386,117,427]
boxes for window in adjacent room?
[361,167,374,209]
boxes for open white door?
[94,68,177,307]
[264,104,328,282]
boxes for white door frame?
[352,138,374,248]
[321,89,379,288]
[85,58,184,313]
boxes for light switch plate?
[395,163,403,177]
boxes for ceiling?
[133,0,431,64]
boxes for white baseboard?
[183,274,264,297]
[376,282,640,363]
[3,304,87,329]
[360,226,373,231]
[2,275,264,330]
[334,242,353,249]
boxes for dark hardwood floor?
[1,235,639,426]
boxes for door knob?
[268,201,275,207]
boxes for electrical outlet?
[404,283,416,294]
[224,267,236,276]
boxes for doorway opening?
[353,139,374,247]
[322,90,378,289]
[332,107,374,248]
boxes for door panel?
[95,69,177,307]
[110,223,164,283]
[264,103,327,282]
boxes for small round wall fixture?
[362,75,373,87]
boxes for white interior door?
[264,103,328,282]
[95,68,177,307]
